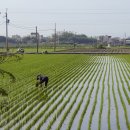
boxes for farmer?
[36,74,49,87]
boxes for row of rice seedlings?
[123,60,130,77]
[47,83,86,130]
[74,61,103,129]
[38,57,99,130]
[116,60,130,104]
[3,61,86,130]
[114,60,130,130]
[116,56,129,75]
[45,59,92,101]
[118,60,130,92]
[89,56,107,129]
[98,62,108,130]
[52,60,99,130]
[0,58,83,128]
[46,60,100,130]
[78,59,107,129]
[1,55,92,129]
[5,61,71,105]
[0,55,92,115]
[3,55,91,95]
[0,55,78,105]
[0,67,34,94]
[13,56,94,129]
[0,77,41,113]
[0,83,36,117]
[0,75,68,128]
[39,78,83,130]
[16,78,79,130]
[32,83,77,130]
[117,57,130,86]
[25,58,96,130]
[41,80,83,130]
[111,61,121,130]
[2,88,38,116]
[123,57,130,68]
[24,54,91,96]
[119,56,130,78]
[8,76,43,99]
[3,55,79,102]
[116,61,129,129]
[0,76,47,112]
[43,62,92,129]
[46,57,92,95]
[55,57,101,130]
[107,62,111,130]
[117,55,130,72]
[88,62,105,130]
[0,55,86,118]
[115,56,130,85]
[76,58,103,130]
[0,87,43,128]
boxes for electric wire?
[9,22,54,32]
[9,23,35,30]
[0,21,5,25]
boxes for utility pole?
[36,26,39,53]
[54,23,56,52]
[57,32,59,45]
[5,9,9,52]
[124,33,126,45]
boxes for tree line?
[0,31,97,45]
[55,31,97,44]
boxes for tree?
[52,31,97,44]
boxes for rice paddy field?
[0,54,130,130]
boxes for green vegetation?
[0,54,130,130]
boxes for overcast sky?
[0,0,130,37]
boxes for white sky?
[0,0,130,38]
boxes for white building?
[98,35,111,44]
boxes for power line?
[9,23,35,30]
[9,12,130,15]
[7,8,130,15]
[0,21,5,25]
[9,22,130,27]
[56,22,130,26]
[38,28,54,31]
[9,22,55,33]
[9,23,54,32]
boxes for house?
[98,35,111,44]
[111,37,121,46]
[125,38,130,45]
